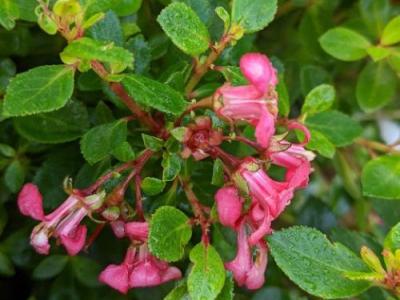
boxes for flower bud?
[215,186,242,229]
[361,246,385,274]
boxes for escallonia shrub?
[1,0,400,299]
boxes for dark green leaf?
[141,177,166,196]
[306,110,362,147]
[14,101,90,144]
[188,243,226,300]
[4,160,25,193]
[142,134,164,151]
[0,143,15,157]
[125,35,152,74]
[306,129,335,159]
[300,65,331,96]
[33,255,69,280]
[0,58,16,95]
[359,0,390,37]
[319,27,371,61]
[361,155,400,200]
[122,74,187,115]
[268,226,370,299]
[87,11,123,46]
[211,158,224,187]
[149,206,192,262]
[157,2,210,56]
[356,61,397,112]
[0,251,14,276]
[111,142,135,162]
[71,256,102,287]
[4,65,75,116]
[80,120,128,164]
[111,0,142,16]
[231,0,277,33]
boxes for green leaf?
[162,152,182,181]
[359,0,390,37]
[216,272,234,300]
[231,0,277,33]
[4,160,25,193]
[0,58,16,95]
[356,62,397,112]
[0,0,19,30]
[149,206,192,262]
[14,101,89,144]
[384,222,400,252]
[60,37,133,73]
[157,2,210,56]
[164,281,190,300]
[80,120,127,164]
[0,251,14,276]
[220,66,247,86]
[142,134,164,151]
[33,255,69,280]
[111,142,135,162]
[188,243,226,300]
[87,11,123,46]
[111,0,142,16]
[306,110,362,147]
[302,84,335,116]
[15,0,36,22]
[276,73,290,117]
[3,65,75,117]
[361,155,400,200]
[319,27,371,61]
[366,46,391,62]
[126,35,152,75]
[0,204,8,236]
[388,47,400,72]
[0,143,15,157]
[300,65,331,96]
[141,177,166,196]
[211,158,224,187]
[122,74,187,116]
[382,16,400,46]
[71,256,102,287]
[306,129,336,159]
[268,226,370,299]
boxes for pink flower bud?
[110,220,126,238]
[125,221,148,242]
[215,186,242,228]
[240,53,278,94]
[30,226,50,255]
[18,183,45,221]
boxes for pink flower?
[215,186,243,228]
[17,183,105,256]
[99,247,136,294]
[214,53,278,148]
[125,221,148,242]
[240,53,278,93]
[99,245,181,293]
[181,116,223,161]
[225,221,268,290]
[110,220,126,238]
[17,183,45,221]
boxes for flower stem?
[356,138,400,155]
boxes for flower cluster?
[17,52,314,293]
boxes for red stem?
[135,175,144,220]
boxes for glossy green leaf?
[111,142,135,162]
[60,37,133,73]
[142,134,164,151]
[162,152,182,181]
[361,155,400,200]
[319,27,371,61]
[302,84,335,116]
[122,74,187,116]
[157,2,210,56]
[366,46,391,62]
[3,65,75,117]
[356,62,397,112]
[33,255,69,280]
[382,16,400,46]
[231,0,277,33]
[149,206,192,262]
[80,120,127,164]
[306,111,362,147]
[268,226,370,299]
[188,243,226,300]
[141,177,166,196]
[359,0,390,37]
[14,101,89,144]
[306,129,336,159]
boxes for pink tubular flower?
[99,244,182,293]
[17,183,105,256]
[225,221,268,290]
[215,186,243,229]
[214,53,278,148]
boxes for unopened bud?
[101,206,120,221]
[85,190,106,210]
[361,246,385,274]
[53,0,82,17]
[37,13,58,35]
